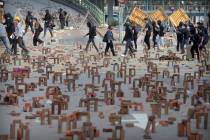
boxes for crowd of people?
[0,8,71,55]
[112,18,209,61]
[0,7,209,62]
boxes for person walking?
[121,23,134,56]
[3,13,15,44]
[11,16,29,55]
[144,18,152,50]
[190,27,201,61]
[33,18,43,46]
[43,9,53,37]
[59,8,65,29]
[0,21,12,53]
[157,20,165,49]
[176,22,185,53]
[132,24,139,50]
[104,25,116,56]
[84,22,99,52]
[25,11,34,34]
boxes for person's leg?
[0,36,11,51]
[12,38,18,55]
[180,40,185,54]
[33,34,38,46]
[195,46,200,61]
[145,36,150,50]
[128,41,134,54]
[124,41,129,55]
[153,35,156,48]
[85,39,91,51]
[25,24,29,34]
[105,42,110,55]
[17,37,28,52]
[44,23,47,37]
[134,38,137,49]
[91,39,99,52]
[110,41,115,56]
[190,44,195,59]
[48,27,53,37]
[29,22,34,33]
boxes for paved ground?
[0,27,210,140]
[0,0,210,140]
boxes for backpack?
[103,32,108,42]
[91,26,97,36]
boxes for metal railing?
[51,0,105,25]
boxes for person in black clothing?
[33,18,43,46]
[121,23,134,56]
[25,11,34,34]
[104,25,116,56]
[152,21,158,48]
[84,22,99,52]
[176,22,185,53]
[3,13,15,44]
[59,8,65,29]
[190,27,201,61]
[43,9,53,37]
[198,22,209,51]
[144,18,152,50]
[157,20,165,49]
[132,25,139,50]
[64,11,69,27]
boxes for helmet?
[15,16,21,22]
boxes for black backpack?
[103,32,108,42]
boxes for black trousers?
[144,36,150,49]
[85,37,99,52]
[25,22,34,33]
[11,37,28,55]
[33,31,43,46]
[105,41,115,56]
[60,19,65,29]
[152,35,157,47]
[133,38,137,49]
[190,43,200,60]
[144,32,151,49]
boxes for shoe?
[121,54,126,57]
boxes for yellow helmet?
[15,16,21,22]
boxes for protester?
[59,8,65,29]
[198,22,209,51]
[64,11,69,27]
[11,16,29,55]
[25,11,34,34]
[3,13,15,44]
[176,22,185,53]
[144,18,152,50]
[132,24,139,50]
[190,27,201,61]
[33,18,43,46]
[84,22,99,52]
[43,9,53,37]
[157,20,165,49]
[121,23,134,56]
[103,25,116,56]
